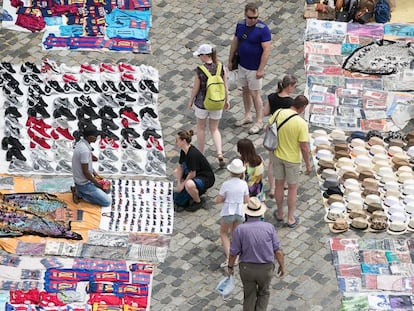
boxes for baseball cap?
[193,44,213,56]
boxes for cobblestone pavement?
[0,0,402,310]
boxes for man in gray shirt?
[71,126,111,207]
[228,197,285,311]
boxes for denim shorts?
[222,214,244,224]
[76,182,111,207]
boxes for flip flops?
[287,216,300,228]
[272,210,283,222]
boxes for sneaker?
[120,72,136,81]
[33,158,54,173]
[99,106,118,119]
[145,161,165,176]
[6,147,26,162]
[102,80,119,93]
[118,62,135,73]
[74,95,96,107]
[248,122,263,135]
[54,148,72,161]
[118,81,137,93]
[220,262,228,268]
[20,62,41,74]
[60,63,80,74]
[99,149,119,161]
[29,124,51,138]
[53,140,72,150]
[100,63,117,73]
[5,106,22,118]
[97,94,118,108]
[121,160,144,174]
[5,93,23,107]
[99,137,119,149]
[71,186,80,204]
[56,159,72,172]
[3,81,23,96]
[143,128,161,140]
[116,92,136,103]
[23,73,43,85]
[98,161,119,174]
[121,127,140,140]
[139,107,158,119]
[121,137,142,150]
[28,129,51,149]
[147,149,166,163]
[1,62,16,73]
[53,106,76,121]
[80,63,97,73]
[53,97,74,109]
[2,136,25,150]
[85,80,103,93]
[41,58,60,74]
[139,79,159,93]
[63,82,83,93]
[51,127,74,140]
[146,136,164,151]
[141,114,161,130]
[185,197,205,212]
[121,149,142,162]
[28,84,45,97]
[53,117,70,129]
[120,108,139,123]
[30,148,51,162]
[44,80,65,94]
[8,159,32,172]
[5,115,23,129]
[102,118,119,131]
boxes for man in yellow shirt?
[268,95,312,228]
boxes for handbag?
[263,110,298,151]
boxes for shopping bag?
[215,276,235,299]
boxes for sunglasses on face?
[246,15,258,19]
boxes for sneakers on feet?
[235,118,253,127]
[248,122,263,135]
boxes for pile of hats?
[313,129,414,235]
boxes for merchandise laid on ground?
[304,19,414,132]
[2,0,151,52]
[0,60,165,177]
[312,128,414,235]
[330,237,414,310]
[0,60,171,311]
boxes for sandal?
[287,216,300,228]
[272,209,283,222]
[235,118,253,127]
[248,122,263,135]
[218,154,226,168]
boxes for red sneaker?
[26,116,52,129]
[121,117,129,128]
[121,72,136,81]
[62,73,78,83]
[99,137,119,149]
[150,136,164,151]
[28,128,51,149]
[121,110,139,123]
[30,124,51,138]
[100,63,117,73]
[56,127,74,140]
[80,63,97,73]
[118,62,135,73]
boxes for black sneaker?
[77,106,99,120]
[139,107,158,119]
[53,106,76,121]
[143,128,162,140]
[185,197,205,212]
[121,127,140,139]
[99,105,117,119]
[28,84,46,97]
[5,106,22,118]
[74,94,97,107]
[118,81,137,93]
[23,73,43,85]
[102,80,118,93]
[6,147,26,161]
[44,80,65,94]
[4,81,23,96]
[20,62,41,74]
[139,79,159,93]
[3,136,25,150]
[102,118,119,130]
[63,82,83,93]
[116,92,136,103]
[121,137,142,150]
[86,80,102,93]
[1,62,16,73]
[101,129,119,141]
[33,104,51,118]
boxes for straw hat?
[329,129,347,140]
[406,146,414,158]
[365,194,381,206]
[367,136,384,147]
[227,159,246,174]
[317,159,335,171]
[349,208,367,219]
[393,152,410,162]
[350,217,369,230]
[362,178,378,189]
[388,205,405,216]
[404,202,414,214]
[358,170,375,182]
[334,143,349,152]
[314,136,331,147]
[370,217,388,231]
[312,129,328,139]
[388,138,405,148]
[329,201,346,213]
[320,168,337,180]
[351,146,368,158]
[320,177,339,191]
[405,130,414,141]
[327,194,344,205]
[345,184,362,195]
[371,210,388,221]
[336,157,355,168]
[388,221,408,234]
[384,189,401,199]
[383,196,400,208]
[345,191,363,202]
[340,171,359,182]
[243,197,267,217]
[356,163,372,173]
[398,172,414,183]
[402,184,414,196]
[343,178,360,189]
[407,138,414,149]
[397,166,412,175]
[350,138,366,149]
[372,154,389,165]
[403,194,414,205]
[329,218,349,233]
[368,145,386,156]
[315,144,333,154]
[380,174,398,185]
[367,202,384,213]
[374,160,392,172]
[347,199,364,211]
[362,186,380,197]
[383,181,400,192]
[325,208,345,222]
[388,211,406,223]
[316,149,334,161]
[335,150,350,160]
[388,146,404,157]
[377,166,394,178]
[338,165,357,177]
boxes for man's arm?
[256,40,271,79]
[300,141,311,175]
[228,36,239,71]
[274,249,285,277]
[81,163,102,188]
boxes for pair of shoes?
[218,155,226,168]
[287,216,300,228]
[185,197,205,212]
[71,186,80,204]
[174,204,185,213]
[235,118,253,127]
[272,210,283,222]
[248,122,263,135]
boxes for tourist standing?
[228,2,271,135]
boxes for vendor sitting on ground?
[173,129,215,212]
[71,125,111,207]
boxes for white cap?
[193,44,213,56]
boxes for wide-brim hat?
[404,202,414,214]
[316,149,334,161]
[334,143,349,152]
[351,146,368,157]
[322,186,343,199]
[312,129,328,139]
[314,136,331,147]
[350,217,369,230]
[362,178,378,189]
[398,172,414,183]
[243,197,267,217]
[329,129,346,140]
[358,170,375,182]
[362,186,380,198]
[384,189,401,199]
[320,177,339,191]
[388,138,405,148]
[388,220,407,234]
[350,138,366,149]
[405,130,414,142]
[349,208,367,219]
[397,166,412,175]
[336,157,355,168]
[347,199,364,211]
[321,168,338,180]
[367,136,384,148]
[366,202,384,213]
[383,196,400,208]
[345,191,363,202]
[388,146,404,157]
[347,131,366,143]
[383,181,400,192]
[371,210,388,221]
[372,154,388,165]
[318,159,335,170]
[335,150,350,160]
[325,208,345,222]
[327,194,345,205]
[227,158,245,174]
[369,217,388,231]
[328,218,349,233]
[368,144,386,157]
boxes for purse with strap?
[231,25,255,70]
[263,110,298,151]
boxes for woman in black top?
[174,129,215,211]
[264,74,297,198]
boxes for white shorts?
[238,65,263,91]
[194,106,223,120]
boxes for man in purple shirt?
[228,197,285,311]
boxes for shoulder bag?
[263,110,298,151]
[231,25,255,70]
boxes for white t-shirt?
[219,177,249,217]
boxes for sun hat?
[374,160,391,172]
[227,158,245,174]
[325,208,345,222]
[344,185,362,196]
[405,130,414,141]
[347,131,366,143]
[393,159,411,170]
[312,129,328,139]
[329,218,349,233]
[356,163,372,174]
[398,172,414,183]
[406,146,414,158]
[388,138,405,148]
[327,194,345,205]
[383,181,400,192]
[314,136,331,147]
[367,136,384,147]
[403,194,414,205]
[372,210,388,221]
[329,129,346,140]
[388,211,406,223]
[388,220,407,234]
[340,171,359,183]
[397,166,412,175]
[404,202,414,214]
[388,146,404,157]
[315,144,333,153]
[351,146,368,157]
[377,166,394,177]
[346,191,363,202]
[365,194,382,206]
[354,155,372,166]
[316,149,334,161]
[362,186,380,197]
[350,217,369,230]
[392,152,410,162]
[338,165,357,177]
[388,205,405,216]
[370,217,388,231]
[384,189,401,199]
[318,159,335,170]
[335,150,350,160]
[322,186,343,199]
[350,138,366,149]
[334,143,349,152]
[362,178,377,189]
[336,158,355,169]
[402,184,414,196]
[368,145,386,157]
[243,197,267,217]
[403,179,414,186]
[380,174,397,185]
[349,208,367,219]
[383,196,400,208]
[367,202,384,213]
[343,178,360,189]
[321,168,338,180]
[358,170,375,182]
[372,153,388,164]
[321,177,339,191]
[347,199,364,211]
[193,44,213,56]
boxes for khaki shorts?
[238,65,262,91]
[194,105,223,120]
[272,156,301,185]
